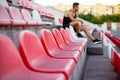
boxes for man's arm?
[68,12,77,21]
[76,13,84,25]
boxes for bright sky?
[34,0,120,6]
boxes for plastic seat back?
[9,6,26,26]
[52,28,66,46]
[21,9,37,25]
[66,28,83,42]
[106,33,120,49]
[112,48,120,76]
[25,0,33,9]
[60,28,71,44]
[0,34,24,77]
[19,30,48,69]
[69,26,80,40]
[65,28,75,42]
[9,6,24,21]
[18,0,26,7]
[38,8,46,16]
[0,5,11,26]
[21,9,34,21]
[59,18,63,24]
[41,29,59,51]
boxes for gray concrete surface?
[83,46,119,80]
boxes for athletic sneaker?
[93,39,102,44]
[77,33,83,37]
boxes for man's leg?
[80,27,95,40]
[70,21,102,44]
[70,21,95,40]
[70,21,81,33]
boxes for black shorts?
[63,23,77,32]
[63,23,70,29]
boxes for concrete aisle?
[83,47,120,80]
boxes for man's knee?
[74,21,79,26]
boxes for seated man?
[63,2,102,44]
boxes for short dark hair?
[73,2,79,8]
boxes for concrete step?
[87,29,103,55]
[87,43,103,55]
[83,47,120,80]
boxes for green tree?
[78,13,120,24]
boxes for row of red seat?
[105,33,120,76]
[0,5,45,27]
[111,48,120,76]
[105,33,120,49]
[7,0,54,18]
[0,28,87,80]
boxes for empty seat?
[66,28,87,48]
[17,0,26,7]
[24,0,34,10]
[9,6,26,26]
[105,33,120,49]
[112,48,120,76]
[60,28,87,48]
[46,12,54,18]
[38,8,47,16]
[0,5,11,26]
[21,9,37,26]
[52,28,82,52]
[19,30,75,79]
[40,29,80,63]
[0,34,66,80]
[59,18,63,24]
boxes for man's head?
[73,2,79,12]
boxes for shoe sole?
[93,41,102,44]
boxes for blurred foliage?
[78,13,120,24]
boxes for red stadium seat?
[112,48,120,76]
[0,5,11,26]
[24,0,34,10]
[9,6,26,26]
[0,34,66,80]
[52,28,82,52]
[21,9,37,26]
[19,30,75,79]
[105,33,120,49]
[38,8,46,16]
[59,18,63,24]
[17,0,26,7]
[66,28,87,48]
[40,29,80,63]
[46,12,54,18]
[105,33,120,76]
[60,28,87,48]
